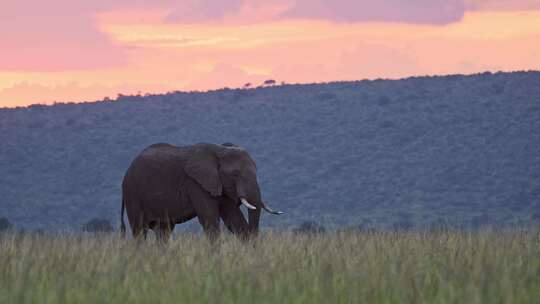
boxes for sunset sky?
[1,0,539,107]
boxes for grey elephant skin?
[120,143,282,241]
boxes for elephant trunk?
[237,177,283,236]
[260,201,284,215]
[248,207,261,235]
[236,180,262,235]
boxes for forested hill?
[1,71,540,231]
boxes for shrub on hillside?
[0,217,12,232]
[529,213,540,226]
[341,220,375,233]
[392,212,414,231]
[293,221,326,234]
[392,219,414,231]
[470,214,495,229]
[427,218,452,231]
[82,218,113,233]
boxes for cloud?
[164,0,244,23]
[278,0,540,24]
[465,0,540,11]
[0,0,253,71]
[2,0,539,105]
[280,0,466,25]
[3,0,538,71]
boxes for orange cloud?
[99,10,540,78]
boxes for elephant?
[120,142,282,241]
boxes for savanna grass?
[1,230,539,303]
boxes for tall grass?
[1,230,539,303]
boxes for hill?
[1,71,539,231]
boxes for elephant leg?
[132,225,143,239]
[196,214,220,242]
[220,204,248,239]
[188,181,221,241]
[193,203,220,241]
[156,221,173,244]
[131,220,146,240]
[132,226,148,245]
[126,200,147,240]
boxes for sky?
[0,0,539,107]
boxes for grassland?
[1,230,539,303]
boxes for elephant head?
[185,143,282,234]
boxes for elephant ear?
[185,147,223,197]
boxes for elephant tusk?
[261,201,284,215]
[240,198,257,210]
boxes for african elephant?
[120,142,282,241]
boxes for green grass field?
[1,230,539,303]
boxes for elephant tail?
[120,196,126,238]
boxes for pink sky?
[1,0,539,107]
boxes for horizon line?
[2,69,538,110]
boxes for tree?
[263,79,276,86]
